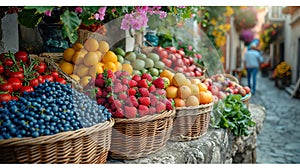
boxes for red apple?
[243,86,251,94]
[162,58,172,67]
[174,67,184,72]
[189,71,195,77]
[210,85,219,96]
[183,57,190,66]
[177,50,185,57]
[166,46,177,53]
[175,58,184,67]
[194,70,202,76]
[158,50,168,59]
[188,57,194,64]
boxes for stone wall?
[0,13,19,53]
[107,104,266,164]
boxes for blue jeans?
[246,67,258,94]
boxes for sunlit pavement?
[240,71,300,163]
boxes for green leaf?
[18,9,44,28]
[24,6,54,13]
[61,10,81,44]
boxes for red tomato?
[9,72,24,81]
[158,50,169,59]
[30,78,39,87]
[3,58,13,67]
[37,75,45,84]
[14,51,28,63]
[11,96,19,101]
[0,65,4,74]
[0,94,12,103]
[162,58,172,67]
[177,50,185,57]
[0,83,13,93]
[36,62,47,74]
[166,46,177,53]
[43,75,54,82]
[7,78,22,91]
[51,71,59,79]
[19,86,34,94]
[55,77,66,84]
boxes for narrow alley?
[241,72,300,163]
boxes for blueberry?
[31,131,39,138]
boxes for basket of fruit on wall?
[94,69,176,160]
[161,71,214,142]
[0,51,114,163]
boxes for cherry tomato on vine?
[3,58,14,67]
[29,78,39,87]
[34,62,47,74]
[9,71,24,81]
[0,83,13,93]
[37,75,45,84]
[14,51,29,63]
[11,96,19,101]
[43,75,54,82]
[19,86,34,95]
[0,93,12,103]
[51,71,59,79]
[0,65,4,74]
[55,77,66,84]
[8,77,22,91]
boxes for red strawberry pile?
[0,51,66,103]
[93,69,174,119]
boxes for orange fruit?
[59,61,74,75]
[63,48,75,62]
[102,51,117,63]
[198,91,213,104]
[72,43,84,51]
[83,52,99,66]
[160,69,174,85]
[174,98,185,107]
[84,38,99,52]
[98,41,110,54]
[122,64,133,75]
[166,86,178,99]
[103,62,117,72]
[197,82,208,92]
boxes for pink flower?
[98,7,107,14]
[45,10,51,17]
[75,7,83,13]
[188,45,193,51]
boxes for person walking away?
[243,43,263,95]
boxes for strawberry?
[96,88,102,98]
[148,84,156,93]
[141,73,152,81]
[121,71,129,76]
[138,88,150,97]
[97,73,103,79]
[110,102,117,111]
[152,77,165,89]
[130,95,139,107]
[138,97,151,106]
[138,105,149,117]
[128,88,137,96]
[108,95,115,103]
[114,108,125,118]
[115,71,122,77]
[150,94,158,106]
[107,69,114,79]
[114,100,123,109]
[125,97,133,106]
[114,83,123,93]
[107,86,112,92]
[97,97,107,105]
[156,102,166,113]
[132,74,141,82]
[102,90,108,97]
[122,78,129,85]
[149,107,156,115]
[156,88,166,96]
[114,79,121,84]
[128,80,138,87]
[122,85,128,92]
[95,78,105,88]
[124,106,137,118]
[118,93,127,101]
[138,79,148,88]
[165,99,173,110]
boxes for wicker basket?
[224,73,239,84]
[109,110,176,160]
[169,102,214,142]
[77,29,110,44]
[0,119,114,163]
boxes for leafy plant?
[211,94,256,137]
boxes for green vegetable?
[211,94,256,137]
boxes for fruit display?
[60,38,126,88]
[0,51,66,103]
[90,69,173,119]
[0,81,111,139]
[153,46,205,77]
[115,47,165,77]
[203,74,251,103]
[162,70,213,108]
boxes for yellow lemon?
[84,38,99,52]
[95,51,102,62]
[98,41,109,54]
[122,63,133,75]
[69,74,81,82]
[60,61,74,75]
[115,62,122,71]
[74,64,89,78]
[80,76,92,88]
[72,43,84,51]
[83,51,99,66]
[63,48,75,62]
[103,62,116,72]
[102,50,117,63]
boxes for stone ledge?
[107,103,266,164]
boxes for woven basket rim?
[241,93,252,101]
[0,118,114,146]
[175,102,214,110]
[114,110,175,124]
[175,102,214,117]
